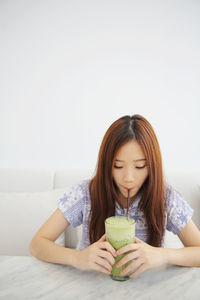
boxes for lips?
[123,186,134,191]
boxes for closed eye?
[114,165,146,169]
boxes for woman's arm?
[115,220,200,278]
[165,219,200,267]
[29,209,116,274]
[29,208,76,265]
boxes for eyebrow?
[115,158,146,162]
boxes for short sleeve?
[57,180,88,227]
[166,185,194,234]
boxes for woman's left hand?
[115,237,167,278]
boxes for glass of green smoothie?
[105,216,136,281]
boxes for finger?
[134,237,145,244]
[95,257,113,272]
[116,251,140,268]
[98,241,116,257]
[116,243,139,255]
[120,257,144,276]
[129,264,148,278]
[98,249,115,266]
[93,263,111,275]
[99,234,106,242]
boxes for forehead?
[114,140,145,160]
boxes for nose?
[124,168,135,183]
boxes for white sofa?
[0,169,199,256]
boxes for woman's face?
[112,140,149,201]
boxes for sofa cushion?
[0,188,69,255]
[54,169,93,189]
[0,169,54,192]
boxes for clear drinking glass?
[105,216,136,281]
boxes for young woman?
[30,114,200,278]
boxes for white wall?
[1,0,200,174]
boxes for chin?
[120,191,127,197]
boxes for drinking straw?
[126,189,130,219]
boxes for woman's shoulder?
[72,179,90,192]
[164,182,181,198]
[57,179,91,227]
[66,179,90,198]
[164,182,192,212]
[58,179,91,205]
[164,183,194,234]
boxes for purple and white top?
[57,180,193,249]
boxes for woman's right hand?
[74,234,116,274]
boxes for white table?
[0,256,200,300]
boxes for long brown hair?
[89,114,165,247]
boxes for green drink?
[105,216,135,281]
